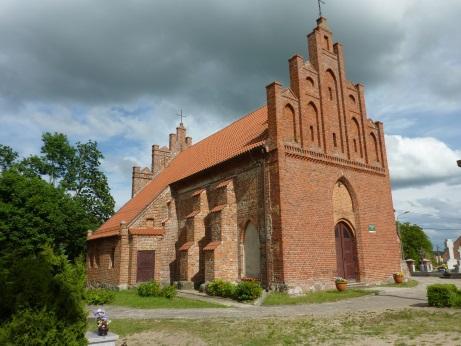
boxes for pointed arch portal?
[335,222,358,280]
[243,223,260,279]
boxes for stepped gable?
[92,105,268,236]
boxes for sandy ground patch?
[116,330,206,346]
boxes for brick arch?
[350,117,363,159]
[332,177,357,228]
[241,221,261,279]
[305,102,320,147]
[325,69,343,152]
[283,104,297,143]
[369,132,380,162]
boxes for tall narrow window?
[109,247,115,269]
[370,133,380,162]
[167,201,172,218]
[243,223,261,279]
[283,105,297,143]
[94,253,100,268]
[333,133,337,147]
[324,35,330,50]
[353,139,358,153]
[328,87,333,100]
[310,126,314,142]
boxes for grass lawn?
[379,279,419,288]
[105,310,461,345]
[107,289,226,309]
[262,289,375,306]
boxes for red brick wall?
[266,17,401,290]
[88,17,400,292]
[87,237,120,288]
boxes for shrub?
[137,281,161,297]
[234,281,263,301]
[221,281,237,298]
[86,288,115,305]
[205,279,236,298]
[448,291,461,308]
[0,247,87,345]
[0,308,86,346]
[206,279,225,296]
[427,284,459,307]
[161,285,177,299]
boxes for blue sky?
[0,0,460,249]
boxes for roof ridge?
[92,105,268,235]
[178,104,266,151]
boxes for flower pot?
[393,274,404,284]
[335,282,347,291]
[98,322,109,336]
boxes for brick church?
[87,17,401,291]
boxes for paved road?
[98,277,461,320]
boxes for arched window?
[243,223,260,279]
[351,118,363,158]
[306,102,319,146]
[325,69,343,152]
[283,104,297,143]
[370,133,380,162]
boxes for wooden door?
[137,250,155,283]
[335,223,358,280]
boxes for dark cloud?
[4,0,458,121]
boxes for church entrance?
[335,222,358,280]
[136,250,155,283]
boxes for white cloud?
[386,135,461,188]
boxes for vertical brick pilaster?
[119,221,130,289]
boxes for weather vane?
[317,0,326,17]
[177,109,187,125]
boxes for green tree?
[14,132,114,225]
[0,170,93,259]
[40,132,76,185]
[0,145,18,172]
[399,222,433,265]
[64,141,115,224]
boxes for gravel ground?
[99,277,461,320]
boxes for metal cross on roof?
[177,109,187,125]
[317,0,326,17]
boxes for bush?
[206,279,236,298]
[234,281,263,301]
[221,281,237,298]
[0,308,86,346]
[161,285,177,299]
[449,291,461,308]
[427,284,459,307]
[137,281,162,297]
[0,247,87,344]
[86,288,115,305]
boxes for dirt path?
[102,277,461,320]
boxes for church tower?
[265,17,400,288]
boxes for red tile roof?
[88,228,119,240]
[129,227,165,236]
[92,106,268,237]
